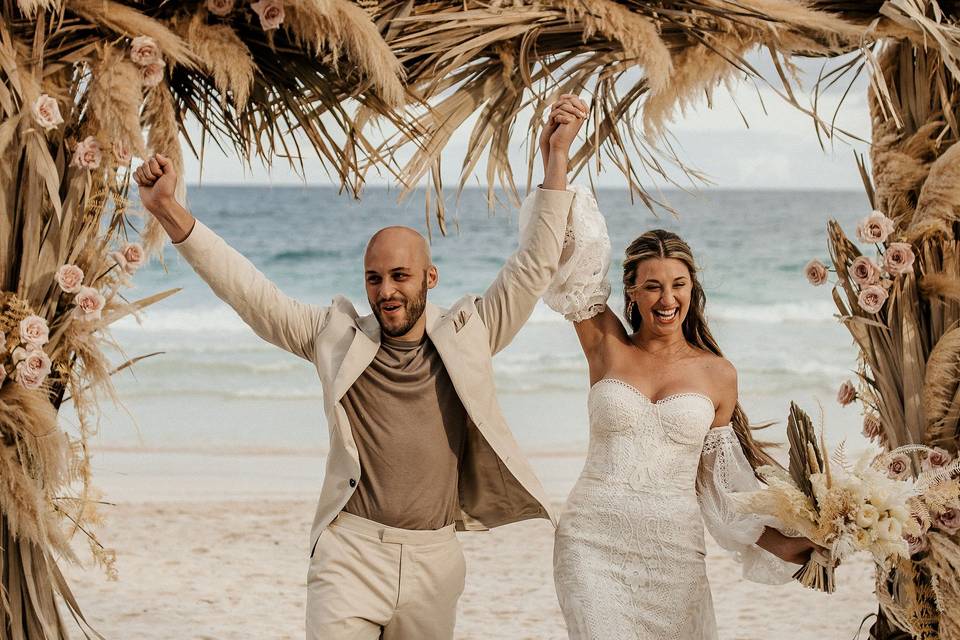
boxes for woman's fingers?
[550,103,586,121]
[552,95,588,118]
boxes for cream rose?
[836,379,857,407]
[32,94,64,131]
[14,346,51,390]
[130,36,162,66]
[856,504,880,529]
[858,284,888,314]
[856,211,896,244]
[886,453,911,480]
[922,446,953,471]
[207,0,235,16]
[877,517,903,541]
[74,286,106,321]
[862,413,882,441]
[19,314,49,347]
[55,264,85,293]
[251,0,285,30]
[140,62,165,88]
[804,259,829,286]
[936,508,960,535]
[850,256,880,287]
[71,136,102,170]
[883,242,916,276]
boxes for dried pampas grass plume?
[922,327,960,446]
[912,141,960,233]
[88,47,147,158]
[182,13,255,108]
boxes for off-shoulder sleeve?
[696,426,796,584]
[524,185,611,322]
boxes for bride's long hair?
[622,229,776,470]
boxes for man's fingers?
[147,157,162,178]
[155,153,170,169]
[551,103,586,120]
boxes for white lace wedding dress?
[529,187,795,640]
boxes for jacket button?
[349,478,356,488]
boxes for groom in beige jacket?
[134,95,588,639]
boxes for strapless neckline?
[590,377,714,408]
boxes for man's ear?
[427,265,439,289]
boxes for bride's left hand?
[758,529,829,565]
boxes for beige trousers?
[306,512,466,640]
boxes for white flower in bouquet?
[856,211,895,244]
[19,314,49,347]
[32,94,63,131]
[73,286,106,321]
[55,264,84,293]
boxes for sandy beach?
[65,449,880,639]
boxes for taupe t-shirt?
[341,334,468,530]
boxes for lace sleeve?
[521,185,611,322]
[696,426,796,585]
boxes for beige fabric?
[172,187,574,554]
[341,334,467,530]
[306,512,465,640]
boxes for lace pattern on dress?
[525,185,612,322]
[696,426,795,585]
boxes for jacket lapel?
[332,312,381,401]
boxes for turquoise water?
[85,186,870,453]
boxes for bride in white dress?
[533,184,821,639]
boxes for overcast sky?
[182,52,873,191]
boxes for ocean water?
[81,186,871,455]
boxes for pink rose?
[887,453,911,480]
[862,413,882,441]
[858,284,888,314]
[207,0,235,16]
[936,508,960,535]
[884,242,916,276]
[140,62,165,88]
[73,286,106,321]
[71,136,102,170]
[32,94,63,131]
[130,36,162,66]
[120,242,146,273]
[856,211,896,244]
[19,314,49,347]
[903,531,928,555]
[836,379,857,407]
[55,264,85,293]
[251,0,284,30]
[922,446,953,471]
[804,259,829,286]
[14,346,51,390]
[850,256,880,287]
[112,140,131,165]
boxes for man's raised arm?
[477,95,586,355]
[135,154,327,361]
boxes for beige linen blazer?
[173,188,575,554]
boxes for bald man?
[135,95,589,639]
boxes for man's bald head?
[365,226,431,267]
[363,226,438,339]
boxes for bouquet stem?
[793,550,836,593]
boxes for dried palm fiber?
[0,384,71,557]
[285,0,405,107]
[552,0,673,94]
[87,46,147,158]
[922,327,960,449]
[926,532,960,639]
[178,13,255,109]
[877,558,940,640]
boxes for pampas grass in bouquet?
[743,403,920,594]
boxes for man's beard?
[373,273,428,337]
